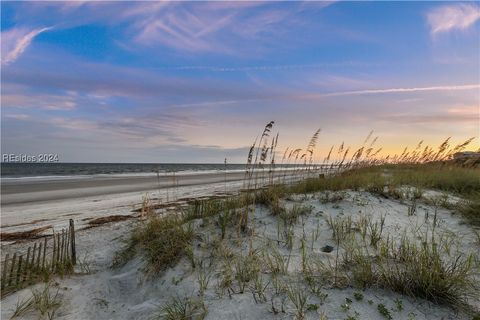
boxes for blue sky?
[1,1,479,163]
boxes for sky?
[1,1,479,163]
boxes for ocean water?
[0,163,248,178]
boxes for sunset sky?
[1,1,479,163]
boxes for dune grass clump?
[255,185,288,216]
[348,231,478,308]
[217,209,234,240]
[234,253,261,294]
[183,196,249,222]
[158,296,207,320]
[183,198,225,221]
[114,215,194,273]
[291,167,385,194]
[286,283,309,320]
[458,196,480,226]
[326,215,354,243]
[11,282,62,320]
[255,185,287,206]
[262,245,291,276]
[377,236,477,307]
[279,204,312,225]
[319,191,346,204]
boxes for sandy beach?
[1,172,241,235]
[1,171,249,205]
[0,169,311,234]
[1,183,478,320]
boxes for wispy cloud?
[134,11,236,53]
[46,112,196,146]
[2,56,286,101]
[126,2,317,54]
[0,2,333,56]
[156,61,381,72]
[427,3,480,35]
[378,111,478,124]
[447,105,479,116]
[1,26,52,66]
[2,93,76,110]
[131,4,251,53]
[3,113,31,120]
[314,84,480,98]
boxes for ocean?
[0,163,248,178]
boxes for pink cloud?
[1,26,52,66]
[428,3,480,35]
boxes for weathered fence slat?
[16,255,23,286]
[59,230,64,264]
[64,229,70,264]
[56,233,61,266]
[31,243,37,268]
[51,232,57,272]
[8,253,17,287]
[42,237,47,269]
[24,247,31,284]
[70,219,76,264]
[2,220,76,296]
[1,253,9,290]
[36,242,42,270]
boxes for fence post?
[51,233,56,272]
[25,247,31,271]
[69,219,76,265]
[16,255,23,286]
[2,254,9,290]
[37,242,42,270]
[32,243,37,267]
[60,230,65,264]
[30,243,37,283]
[8,253,16,287]
[64,229,69,264]
[56,233,61,265]
[42,237,47,269]
[24,247,31,284]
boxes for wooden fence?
[1,219,76,296]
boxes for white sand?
[1,188,478,320]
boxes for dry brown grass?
[0,225,52,242]
[87,215,133,226]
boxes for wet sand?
[0,170,304,232]
[0,171,251,205]
[0,167,331,233]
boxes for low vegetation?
[348,228,478,307]
[111,123,479,319]
[292,163,480,225]
[11,282,62,320]
[113,215,194,274]
[158,296,207,320]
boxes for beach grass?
[117,162,479,312]
[113,215,194,273]
[11,282,62,320]
[158,296,207,320]
[112,125,479,319]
